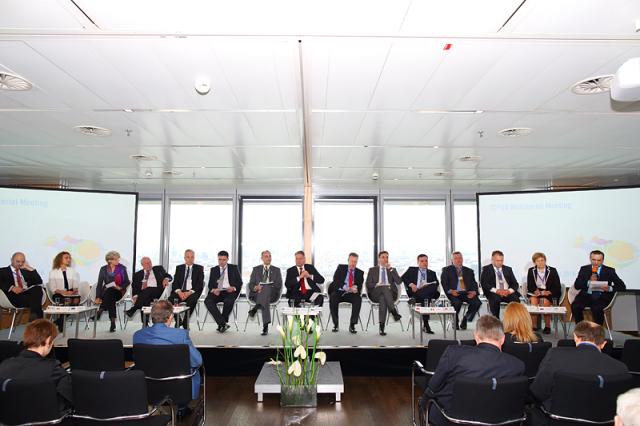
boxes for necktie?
[262,267,269,282]
[299,267,307,296]
[183,266,191,291]
[142,270,150,290]
[420,270,426,286]
[381,268,387,285]
[457,269,466,291]
[348,269,354,288]
[220,267,226,287]
[497,269,504,290]
[15,270,23,289]
[62,270,69,291]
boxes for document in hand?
[589,280,609,292]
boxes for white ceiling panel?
[0,0,89,31]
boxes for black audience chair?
[133,344,205,425]
[539,372,634,424]
[502,341,552,380]
[621,339,640,386]
[0,376,69,425]
[411,339,476,426]
[0,340,22,363]
[425,376,528,426]
[557,338,614,355]
[68,338,125,371]
[71,369,171,425]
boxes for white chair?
[244,283,282,332]
[568,290,617,340]
[197,292,240,331]
[0,291,27,340]
[365,284,405,331]
[323,281,365,331]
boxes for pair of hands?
[55,289,78,296]
[533,290,552,297]
[211,287,237,296]
[450,290,477,298]
[496,289,512,297]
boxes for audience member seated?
[480,250,520,318]
[503,302,541,344]
[133,300,203,418]
[0,252,44,321]
[526,252,561,334]
[95,250,130,332]
[572,250,626,326]
[421,315,525,426]
[616,388,640,426]
[530,321,630,412]
[0,319,72,411]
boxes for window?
[383,200,447,277]
[135,200,162,268]
[240,199,303,284]
[453,201,479,275]
[313,199,376,280]
[167,200,233,276]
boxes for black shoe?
[176,406,192,420]
[332,325,339,333]
[423,323,434,334]
[454,320,460,330]
[543,327,551,335]
[219,324,230,333]
[248,307,258,318]
[349,324,357,334]
[55,318,64,332]
[392,311,402,322]
[109,320,116,333]
[96,309,103,321]
[261,324,268,336]
[379,326,386,336]
[460,317,468,330]
[125,308,135,319]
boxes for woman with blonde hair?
[95,250,130,332]
[526,252,561,334]
[503,301,541,344]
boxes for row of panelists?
[0,248,625,336]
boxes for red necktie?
[348,269,354,288]
[15,270,23,289]
[299,267,307,296]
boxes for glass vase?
[280,384,317,407]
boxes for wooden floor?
[199,376,412,426]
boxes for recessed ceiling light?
[498,127,533,137]
[144,169,153,178]
[130,154,158,161]
[200,166,206,169]
[571,75,614,95]
[459,155,482,162]
[433,146,440,149]
[123,108,134,113]
[73,125,112,137]
[0,72,32,91]
[407,167,413,170]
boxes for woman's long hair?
[503,302,538,343]
[52,251,71,270]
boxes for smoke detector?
[130,154,158,161]
[459,155,482,162]
[498,127,532,137]
[571,75,614,95]
[0,72,32,91]
[73,125,112,137]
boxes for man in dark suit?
[402,254,440,334]
[480,250,520,318]
[0,319,72,411]
[203,250,242,333]
[423,315,525,426]
[366,250,402,336]
[441,251,482,330]
[329,253,364,334]
[133,300,202,418]
[0,252,44,320]
[285,251,325,308]
[530,321,629,412]
[248,250,283,336]
[572,250,626,325]
[126,256,172,323]
[169,249,204,329]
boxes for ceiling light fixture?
[498,127,533,137]
[571,75,614,95]
[73,125,112,136]
[0,72,32,91]
[130,154,158,161]
[416,109,483,114]
[459,155,482,162]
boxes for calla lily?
[294,345,307,359]
[292,335,301,346]
[288,315,294,332]
[288,360,302,377]
[315,351,327,365]
[316,324,322,340]
[267,358,282,366]
[307,317,314,332]
[276,325,285,339]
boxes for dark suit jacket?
[0,266,43,294]
[0,349,72,410]
[530,344,630,408]
[428,343,525,411]
[365,266,402,298]
[329,264,364,295]
[285,264,325,297]
[96,265,130,299]
[171,264,204,296]
[573,264,626,292]
[441,265,478,295]
[526,266,561,299]
[207,264,242,296]
[480,264,520,295]
[401,267,440,298]
[131,266,172,297]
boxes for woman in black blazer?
[95,250,130,332]
[526,252,561,334]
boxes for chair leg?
[232,303,239,331]
[359,312,365,331]
[8,310,17,340]
[366,306,373,331]
[604,313,613,340]
[198,310,209,331]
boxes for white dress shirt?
[143,269,158,288]
[493,267,514,294]
[218,266,230,289]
